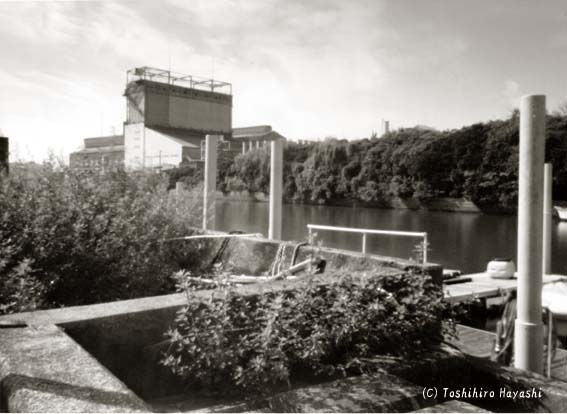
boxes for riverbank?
[187,190,517,214]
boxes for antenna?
[168,36,172,73]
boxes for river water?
[215,200,567,274]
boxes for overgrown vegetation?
[162,271,445,395]
[213,112,567,210]
[0,161,200,314]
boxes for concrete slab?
[0,325,148,412]
[266,372,428,413]
[413,400,491,412]
[0,292,188,326]
[444,274,566,303]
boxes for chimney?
[381,120,390,136]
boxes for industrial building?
[232,125,286,154]
[123,67,233,169]
[70,67,286,171]
[69,135,124,172]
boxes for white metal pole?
[269,139,283,240]
[202,135,219,231]
[362,233,367,254]
[546,308,553,378]
[423,233,428,264]
[515,95,546,374]
[543,163,552,275]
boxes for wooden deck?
[444,273,566,303]
[454,324,567,382]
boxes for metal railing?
[126,66,232,95]
[307,224,429,264]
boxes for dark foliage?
[214,113,567,210]
[162,271,445,395]
[0,162,200,314]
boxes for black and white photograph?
[2,0,567,412]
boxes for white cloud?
[1,0,566,159]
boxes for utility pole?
[268,139,283,240]
[203,135,219,231]
[543,163,553,275]
[515,94,546,374]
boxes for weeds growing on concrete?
[162,270,446,396]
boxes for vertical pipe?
[242,142,246,155]
[543,163,552,275]
[202,135,219,231]
[515,95,546,374]
[269,139,283,240]
[547,308,553,378]
[362,233,367,254]
[249,141,253,151]
[422,233,428,264]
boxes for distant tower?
[0,134,8,175]
[123,67,233,169]
[381,119,390,136]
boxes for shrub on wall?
[161,271,444,395]
[0,162,200,314]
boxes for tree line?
[171,111,567,211]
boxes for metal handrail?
[306,224,429,264]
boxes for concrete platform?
[413,400,490,413]
[444,273,566,303]
[0,325,148,412]
[453,324,567,382]
[266,372,427,413]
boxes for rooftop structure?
[126,67,232,95]
[124,67,233,169]
[232,125,286,142]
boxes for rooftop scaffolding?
[126,66,232,95]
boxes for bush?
[161,271,444,395]
[0,161,200,313]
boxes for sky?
[1,0,567,161]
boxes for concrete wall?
[0,325,149,412]
[185,190,484,213]
[125,83,145,124]
[142,127,183,169]
[216,235,442,284]
[124,123,145,168]
[166,94,231,133]
[132,81,232,135]
[0,232,442,409]
[125,125,188,169]
[84,136,124,148]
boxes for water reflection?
[215,201,565,274]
